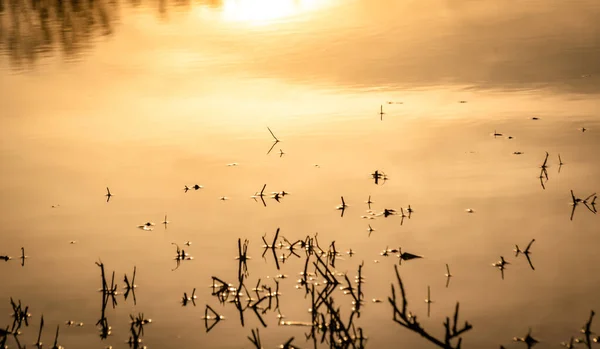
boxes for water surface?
[1,1,600,348]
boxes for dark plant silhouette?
[128,313,151,348]
[389,265,472,348]
[123,266,137,304]
[514,239,536,270]
[266,127,280,155]
[512,327,539,348]
[570,190,597,221]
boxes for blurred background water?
[1,0,600,348]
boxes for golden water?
[1,0,600,348]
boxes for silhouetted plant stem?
[389,265,472,348]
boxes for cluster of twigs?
[3,261,144,348]
[96,261,119,305]
[261,229,341,271]
[181,288,197,306]
[95,261,116,340]
[267,230,366,348]
[172,243,194,271]
[1,298,32,349]
[201,229,366,348]
[8,298,30,336]
[538,152,567,190]
[302,269,366,348]
[127,313,152,349]
[96,261,150,347]
[207,242,283,331]
[251,184,291,207]
[378,246,423,266]
[388,265,472,348]
[537,152,597,221]
[553,310,598,349]
[570,190,597,221]
[342,262,364,315]
[95,261,139,341]
[5,225,599,349]
[502,310,598,348]
[0,299,59,349]
[359,203,414,227]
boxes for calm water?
[1,0,600,348]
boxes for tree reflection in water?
[0,0,223,68]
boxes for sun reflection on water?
[220,0,332,24]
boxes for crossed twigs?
[389,265,472,348]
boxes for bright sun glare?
[221,0,330,24]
